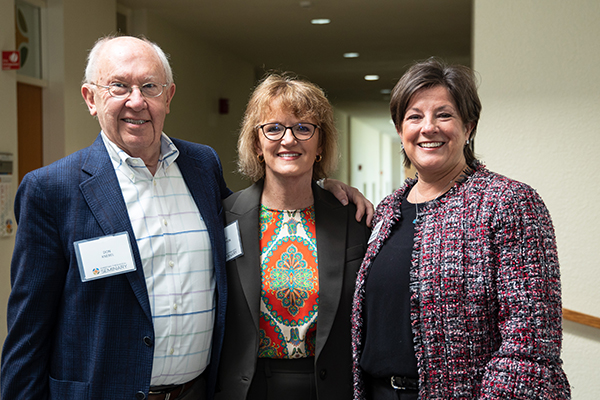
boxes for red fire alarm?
[219,98,229,115]
[2,51,20,70]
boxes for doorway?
[17,82,43,183]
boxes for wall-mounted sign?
[2,51,20,70]
[0,153,14,237]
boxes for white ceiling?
[118,0,472,135]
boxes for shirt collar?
[101,131,180,170]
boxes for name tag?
[224,220,244,262]
[74,232,137,282]
[368,220,383,244]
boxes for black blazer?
[215,180,370,399]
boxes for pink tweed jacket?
[351,163,570,399]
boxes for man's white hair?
[83,35,174,85]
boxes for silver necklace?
[412,171,463,224]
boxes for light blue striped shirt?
[102,132,215,386]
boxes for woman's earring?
[315,154,322,162]
[401,142,405,151]
[257,154,264,163]
[466,138,470,145]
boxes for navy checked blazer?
[0,134,231,400]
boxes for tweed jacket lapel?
[225,181,264,332]
[78,135,153,323]
[312,184,347,360]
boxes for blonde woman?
[216,73,369,400]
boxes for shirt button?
[173,304,178,310]
[163,219,168,226]
[153,180,157,186]
[169,260,175,268]
[170,348,174,355]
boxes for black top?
[360,197,419,379]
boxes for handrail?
[563,308,600,330]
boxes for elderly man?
[0,36,370,400]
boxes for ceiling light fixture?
[343,52,359,58]
[311,18,331,25]
[364,75,380,81]
[299,1,312,7]
[380,88,391,94]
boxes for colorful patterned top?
[258,205,319,359]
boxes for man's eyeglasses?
[258,123,319,141]
[91,82,168,99]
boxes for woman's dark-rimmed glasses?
[258,122,319,141]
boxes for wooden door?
[17,82,43,183]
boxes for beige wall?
[379,134,393,200]
[63,0,117,157]
[331,108,350,183]
[43,0,118,165]
[391,141,404,189]
[349,117,382,204]
[347,120,402,205]
[133,9,256,191]
[473,1,600,398]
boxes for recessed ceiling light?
[311,18,331,25]
[380,88,391,94]
[299,1,312,7]
[343,52,359,58]
[364,75,380,81]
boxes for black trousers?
[247,357,317,400]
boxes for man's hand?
[321,178,374,226]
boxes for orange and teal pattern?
[258,205,319,359]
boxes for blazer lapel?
[78,135,153,323]
[175,146,222,247]
[313,184,347,360]
[226,181,264,331]
[224,181,348,356]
